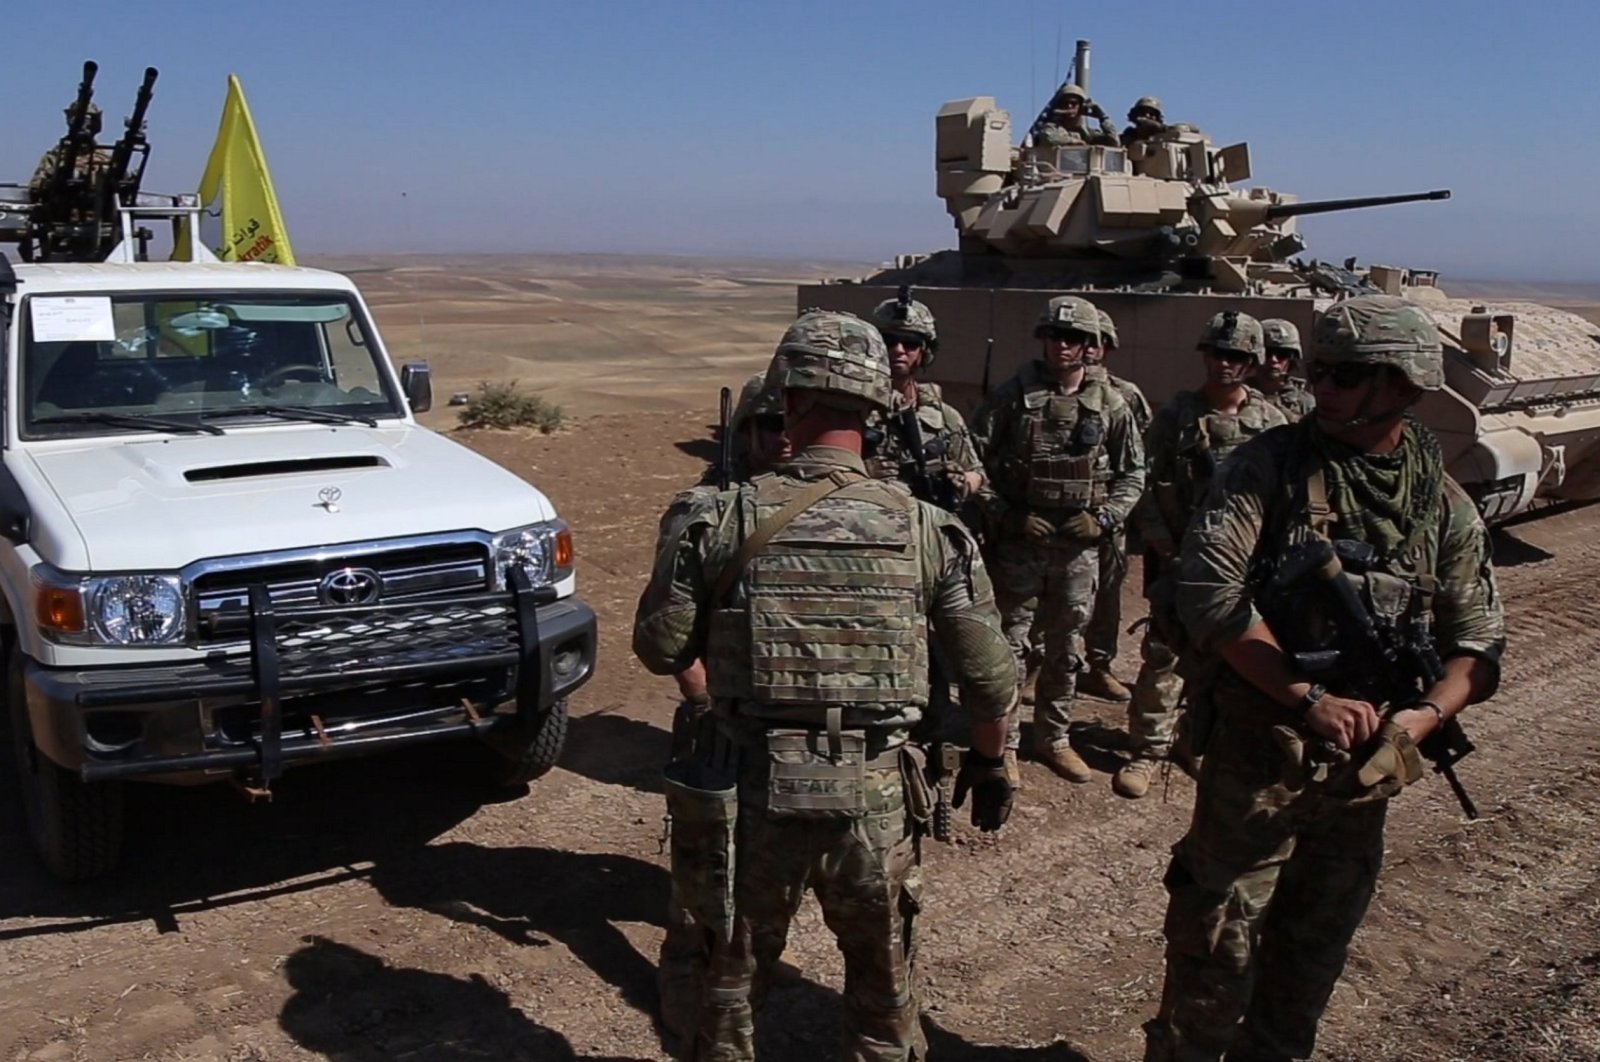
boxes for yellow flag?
[183,74,296,265]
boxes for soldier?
[1118,312,1286,800]
[1121,96,1168,146]
[1257,318,1317,423]
[865,293,986,505]
[1143,294,1505,1059]
[1031,84,1121,148]
[634,310,1018,1061]
[971,296,1145,784]
[652,370,790,1042]
[29,102,108,194]
[1082,307,1153,704]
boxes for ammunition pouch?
[662,757,739,943]
[900,745,933,827]
[765,726,869,820]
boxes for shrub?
[457,380,564,433]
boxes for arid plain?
[1,254,1597,1061]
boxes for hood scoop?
[185,455,388,482]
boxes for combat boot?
[1079,665,1132,703]
[1113,757,1157,799]
[1019,663,1040,706]
[1034,741,1092,784]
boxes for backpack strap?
[1305,462,1337,541]
[710,469,865,604]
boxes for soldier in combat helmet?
[1256,319,1317,423]
[1081,305,1153,704]
[1142,294,1504,1060]
[864,293,986,504]
[651,369,790,1042]
[1118,311,1286,800]
[1031,83,1121,148]
[1121,96,1168,146]
[971,296,1145,785]
[634,310,1018,1061]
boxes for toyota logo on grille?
[319,568,382,605]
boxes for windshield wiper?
[32,412,226,436]
[199,404,380,428]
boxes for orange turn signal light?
[554,527,574,569]
[37,586,86,633]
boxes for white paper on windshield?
[30,296,116,343]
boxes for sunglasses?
[1308,361,1382,389]
[1207,348,1255,366]
[1044,328,1093,345]
[882,333,927,352]
[751,414,785,433]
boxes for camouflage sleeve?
[1433,478,1507,696]
[1136,403,1180,543]
[1175,441,1278,651]
[1099,394,1146,526]
[632,495,719,676]
[653,485,713,554]
[939,403,986,481]
[918,505,1017,720]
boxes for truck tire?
[484,697,569,788]
[5,649,124,880]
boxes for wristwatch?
[1095,510,1115,532]
[1296,683,1327,716]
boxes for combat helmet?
[1261,319,1302,359]
[1128,96,1163,121]
[767,310,893,412]
[730,370,782,430]
[1034,295,1101,340]
[1312,294,1444,391]
[1197,310,1265,362]
[1054,84,1088,105]
[1096,308,1119,349]
[870,288,939,364]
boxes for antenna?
[1028,0,1036,123]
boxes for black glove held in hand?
[951,748,1016,832]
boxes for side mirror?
[400,362,432,414]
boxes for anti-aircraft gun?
[0,60,161,264]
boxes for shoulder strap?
[1305,462,1337,540]
[711,470,865,604]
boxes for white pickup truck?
[0,254,597,879]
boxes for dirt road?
[2,408,1597,1062]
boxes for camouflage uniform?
[634,312,1016,1062]
[654,369,784,1042]
[1031,85,1120,147]
[1121,96,1168,147]
[970,298,1145,761]
[865,382,985,497]
[1129,386,1286,759]
[1145,296,1506,1061]
[1083,306,1153,682]
[1259,319,1317,425]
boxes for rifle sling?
[711,469,864,604]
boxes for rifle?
[980,336,994,396]
[1266,538,1479,819]
[716,386,734,490]
[887,404,961,513]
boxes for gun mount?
[2,61,163,264]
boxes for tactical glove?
[951,748,1015,832]
[1354,720,1425,796]
[1088,103,1107,120]
[1005,510,1056,543]
[1059,511,1103,541]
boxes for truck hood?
[23,425,556,571]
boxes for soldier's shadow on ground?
[1491,526,1556,567]
[563,709,670,794]
[368,841,668,1025]
[673,432,720,466]
[0,743,505,936]
[279,935,652,1061]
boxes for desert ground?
[1,255,1598,1061]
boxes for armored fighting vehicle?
[799,40,1600,522]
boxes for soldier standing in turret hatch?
[1118,312,1286,800]
[971,296,1145,785]
[1256,319,1318,424]
[1081,307,1153,705]
[1120,96,1169,147]
[1030,84,1121,148]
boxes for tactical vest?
[864,385,957,483]
[1168,390,1281,520]
[1017,382,1112,512]
[706,474,928,712]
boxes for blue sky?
[5,0,1597,280]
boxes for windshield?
[19,291,403,438]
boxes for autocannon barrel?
[1264,189,1451,221]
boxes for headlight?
[492,520,573,589]
[34,567,188,646]
[89,576,186,644]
